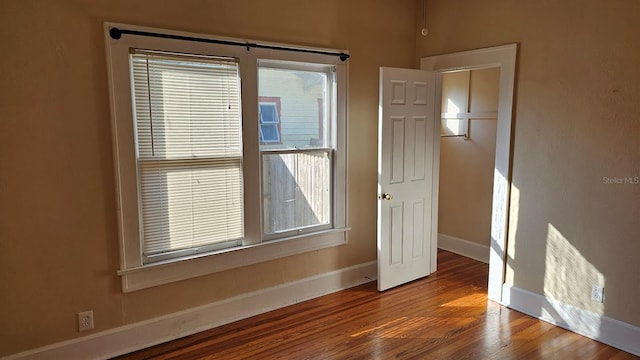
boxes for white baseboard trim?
[437,233,490,264]
[502,284,640,356]
[4,261,377,360]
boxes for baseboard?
[437,233,490,264]
[4,261,377,360]
[502,284,640,356]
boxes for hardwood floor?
[115,250,638,359]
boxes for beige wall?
[419,0,639,325]
[439,68,499,246]
[0,0,417,355]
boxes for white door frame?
[420,44,517,303]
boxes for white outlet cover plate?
[78,310,94,331]
[591,285,604,303]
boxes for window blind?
[131,52,244,260]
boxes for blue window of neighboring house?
[259,103,281,143]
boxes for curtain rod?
[109,27,350,62]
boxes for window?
[105,24,348,291]
[258,102,281,143]
[258,62,333,237]
[130,51,244,263]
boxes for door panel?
[412,199,425,258]
[412,116,427,180]
[378,67,439,291]
[390,117,405,183]
[390,203,404,265]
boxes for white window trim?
[118,229,349,292]
[104,22,349,292]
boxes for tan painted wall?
[0,0,417,355]
[419,0,640,325]
[439,68,499,246]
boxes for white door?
[377,67,440,291]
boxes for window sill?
[118,228,350,292]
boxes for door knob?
[380,193,393,200]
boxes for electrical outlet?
[78,310,94,332]
[591,285,604,303]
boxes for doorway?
[421,44,517,303]
[438,68,500,263]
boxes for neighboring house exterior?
[258,68,325,148]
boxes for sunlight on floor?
[440,292,486,307]
[350,316,478,339]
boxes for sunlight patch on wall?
[504,184,520,285]
[544,223,605,336]
[446,98,460,114]
[442,118,467,136]
[488,168,509,303]
[441,99,466,136]
[544,223,605,312]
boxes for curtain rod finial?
[109,27,122,40]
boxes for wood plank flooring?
[115,250,638,359]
